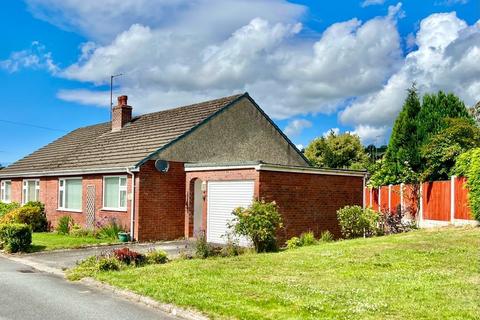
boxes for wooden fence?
[364,176,477,227]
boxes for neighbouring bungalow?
[0,93,365,242]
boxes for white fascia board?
[257,164,366,177]
[0,166,139,178]
[184,165,259,172]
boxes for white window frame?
[102,176,128,211]
[0,180,12,203]
[58,177,83,212]
[22,179,40,204]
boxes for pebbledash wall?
[185,164,365,242]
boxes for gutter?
[0,167,131,178]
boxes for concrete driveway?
[14,240,192,272]
[0,256,178,320]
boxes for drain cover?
[17,269,35,273]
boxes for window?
[103,176,127,210]
[58,178,82,211]
[0,180,11,203]
[23,179,40,204]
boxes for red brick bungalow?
[0,93,366,243]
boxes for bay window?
[23,179,40,204]
[58,178,82,211]
[0,180,11,203]
[103,176,127,210]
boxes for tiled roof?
[0,93,244,176]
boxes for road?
[0,256,177,320]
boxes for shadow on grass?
[28,245,47,253]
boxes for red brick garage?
[184,162,366,243]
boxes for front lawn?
[91,227,479,319]
[31,233,118,252]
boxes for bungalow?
[0,93,365,242]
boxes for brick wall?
[136,161,186,241]
[184,169,260,238]
[259,171,364,240]
[6,175,132,231]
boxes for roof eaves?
[133,93,248,168]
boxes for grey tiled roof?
[0,93,244,176]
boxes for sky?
[0,0,479,166]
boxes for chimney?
[112,95,132,132]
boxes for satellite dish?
[155,159,169,173]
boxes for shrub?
[0,202,20,218]
[56,216,74,235]
[97,257,121,271]
[454,148,480,221]
[70,224,94,237]
[299,231,317,246]
[112,247,145,266]
[336,205,380,239]
[220,235,243,257]
[378,207,417,235]
[97,218,123,240]
[285,236,302,249]
[0,223,32,253]
[146,249,168,264]
[1,204,48,232]
[195,231,215,259]
[319,230,334,242]
[230,200,283,253]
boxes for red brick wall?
[258,171,364,240]
[184,169,260,238]
[136,161,186,241]
[5,175,132,232]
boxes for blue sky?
[1,0,479,166]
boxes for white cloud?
[322,127,340,137]
[361,0,385,7]
[351,125,389,145]
[341,13,480,137]
[0,41,58,74]
[284,119,312,137]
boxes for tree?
[374,84,421,185]
[421,118,480,181]
[305,131,368,169]
[470,101,480,126]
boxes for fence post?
[363,176,366,209]
[419,183,423,227]
[388,184,392,212]
[400,183,404,213]
[451,176,456,224]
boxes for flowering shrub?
[337,205,379,239]
[112,247,145,266]
[230,200,283,253]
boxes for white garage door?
[207,180,254,245]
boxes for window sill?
[101,208,127,212]
[57,208,83,213]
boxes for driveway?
[0,256,177,320]
[15,240,192,272]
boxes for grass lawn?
[31,232,118,252]
[89,227,480,319]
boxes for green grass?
[89,228,479,319]
[31,232,118,252]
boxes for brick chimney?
[112,95,132,132]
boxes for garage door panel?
[207,180,254,245]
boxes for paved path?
[19,240,192,272]
[0,256,177,320]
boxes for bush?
[1,204,48,232]
[96,218,123,240]
[378,207,417,235]
[319,230,334,242]
[336,205,380,239]
[112,247,145,266]
[70,224,94,237]
[0,223,32,253]
[299,231,317,246]
[146,249,168,264]
[195,231,215,259]
[454,148,480,221]
[230,200,283,253]
[0,202,20,218]
[285,236,302,249]
[56,215,74,235]
[97,257,121,271]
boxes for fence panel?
[380,186,389,212]
[372,188,379,211]
[390,184,401,212]
[454,177,472,220]
[403,184,418,216]
[422,181,451,221]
